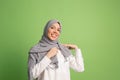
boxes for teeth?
[51,34,57,38]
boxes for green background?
[0,0,120,80]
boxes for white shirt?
[32,48,84,80]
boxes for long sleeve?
[28,53,51,80]
[28,53,37,80]
[68,48,84,72]
[32,56,51,79]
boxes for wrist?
[75,46,78,49]
[46,53,51,59]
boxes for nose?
[53,29,58,33]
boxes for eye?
[50,26,54,29]
[57,29,61,32]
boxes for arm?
[63,44,84,72]
[28,53,51,80]
[69,48,84,72]
[30,47,58,79]
[32,56,51,79]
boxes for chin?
[51,39,57,41]
[50,37,58,41]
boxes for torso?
[38,50,71,80]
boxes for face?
[47,22,61,41]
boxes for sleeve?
[68,48,85,72]
[28,53,51,80]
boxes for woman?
[28,19,84,80]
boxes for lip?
[51,34,58,38]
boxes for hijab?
[29,19,71,67]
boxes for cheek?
[58,32,60,36]
[47,29,52,37]
[47,30,51,37]
[47,29,52,35]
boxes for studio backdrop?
[0,0,120,80]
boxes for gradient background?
[0,0,120,80]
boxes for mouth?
[51,34,58,39]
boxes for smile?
[51,34,58,38]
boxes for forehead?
[50,22,61,28]
[51,22,60,26]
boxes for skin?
[47,22,61,41]
[46,22,78,59]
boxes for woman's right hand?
[46,47,58,59]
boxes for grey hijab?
[28,19,71,80]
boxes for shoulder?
[29,43,41,52]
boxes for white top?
[32,48,84,80]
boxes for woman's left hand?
[62,44,78,50]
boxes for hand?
[46,47,58,59]
[62,44,78,50]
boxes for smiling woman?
[28,19,85,80]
